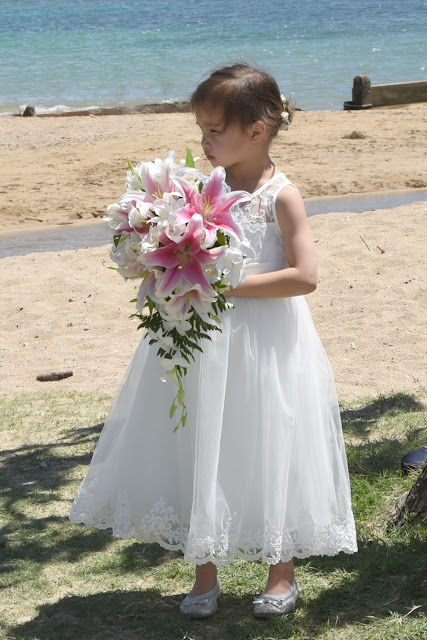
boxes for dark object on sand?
[37,371,73,381]
[393,458,427,525]
[401,446,427,475]
[22,105,36,116]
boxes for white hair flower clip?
[280,93,290,130]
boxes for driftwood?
[393,459,427,525]
[36,371,73,382]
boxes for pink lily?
[174,167,247,245]
[106,192,158,236]
[104,204,135,234]
[136,155,180,200]
[142,214,224,297]
[164,288,216,317]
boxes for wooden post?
[344,74,373,110]
[352,74,372,105]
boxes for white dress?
[69,173,358,565]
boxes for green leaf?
[113,234,121,247]
[185,147,195,168]
[216,230,227,246]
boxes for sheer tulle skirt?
[69,293,357,565]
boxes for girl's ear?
[248,120,267,144]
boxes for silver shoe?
[253,579,300,618]
[179,582,220,618]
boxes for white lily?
[147,328,175,349]
[216,246,248,289]
[160,357,188,372]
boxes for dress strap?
[271,174,299,227]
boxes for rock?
[22,105,36,117]
[36,371,73,382]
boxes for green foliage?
[185,147,195,168]
[132,288,230,431]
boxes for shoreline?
[6,101,192,119]
[3,99,426,119]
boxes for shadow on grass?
[2,391,427,639]
[340,391,425,438]
[8,537,427,640]
[0,419,176,573]
[341,392,426,475]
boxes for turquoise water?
[0,0,425,113]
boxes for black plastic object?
[401,447,427,475]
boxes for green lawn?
[1,390,426,640]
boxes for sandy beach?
[1,104,427,230]
[0,106,426,402]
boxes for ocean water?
[0,0,425,114]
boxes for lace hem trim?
[69,493,357,566]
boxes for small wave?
[0,104,105,116]
[18,104,102,115]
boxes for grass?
[0,389,426,640]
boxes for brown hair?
[190,63,293,140]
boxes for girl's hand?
[228,186,318,298]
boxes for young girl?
[70,63,357,619]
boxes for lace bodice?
[231,172,296,275]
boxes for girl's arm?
[226,186,318,298]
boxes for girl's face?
[195,108,253,169]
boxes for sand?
[0,106,426,402]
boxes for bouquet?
[104,150,249,430]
